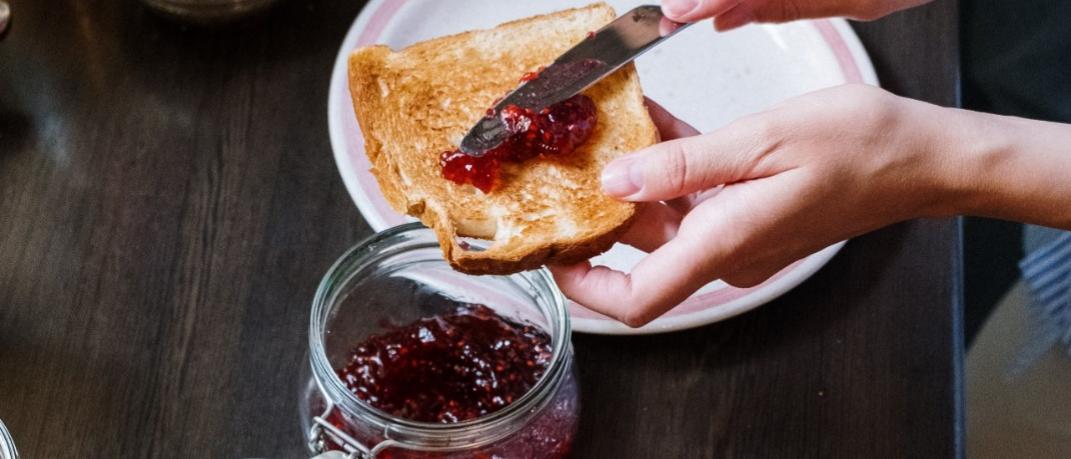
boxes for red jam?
[440,93,598,193]
[336,304,552,423]
[520,67,545,82]
[314,303,578,458]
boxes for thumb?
[601,123,770,202]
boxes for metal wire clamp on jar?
[300,223,579,458]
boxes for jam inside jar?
[300,223,578,458]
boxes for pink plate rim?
[327,0,879,335]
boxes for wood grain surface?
[0,0,961,457]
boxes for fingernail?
[663,0,699,18]
[601,155,644,197]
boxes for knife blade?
[458,5,691,157]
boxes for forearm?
[938,109,1071,229]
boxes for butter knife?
[458,5,690,157]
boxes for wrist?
[942,110,1014,217]
[889,101,980,220]
[928,109,1071,228]
[914,107,1006,218]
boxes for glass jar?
[299,223,579,458]
[0,418,17,459]
[140,0,280,24]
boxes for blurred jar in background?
[140,0,281,24]
[0,418,18,459]
[1,1,10,39]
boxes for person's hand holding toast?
[542,0,946,328]
[551,85,964,327]
[552,77,1071,327]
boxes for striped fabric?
[1014,231,1071,374]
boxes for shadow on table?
[0,311,141,457]
[569,222,913,456]
[0,110,33,157]
[3,0,363,117]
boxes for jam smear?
[520,66,546,82]
[440,93,598,193]
[336,304,553,424]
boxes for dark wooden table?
[0,0,962,457]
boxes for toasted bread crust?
[348,3,658,274]
[447,210,639,275]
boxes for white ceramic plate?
[328,0,878,335]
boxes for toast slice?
[348,3,658,274]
